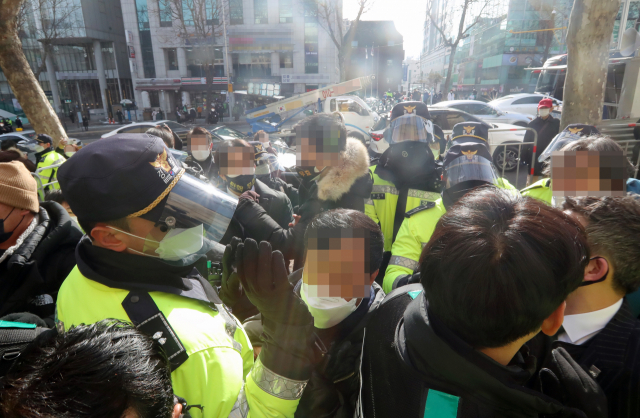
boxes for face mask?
[35,145,45,153]
[580,256,609,287]
[539,108,551,117]
[225,174,256,194]
[0,208,23,244]
[108,224,204,261]
[300,282,358,329]
[192,150,210,161]
[65,151,75,157]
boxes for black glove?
[237,239,313,380]
[539,347,608,418]
[217,237,258,322]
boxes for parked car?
[0,131,39,162]
[434,100,532,126]
[207,125,250,150]
[489,93,562,117]
[100,120,190,140]
[368,108,527,171]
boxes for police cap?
[443,141,493,167]
[390,101,430,121]
[57,134,182,223]
[451,122,489,144]
[562,123,600,137]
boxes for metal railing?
[486,126,538,187]
[32,161,65,201]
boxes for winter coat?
[0,201,83,325]
[523,116,560,176]
[0,147,36,172]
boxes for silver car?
[436,100,533,127]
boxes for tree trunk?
[0,0,66,145]
[206,63,213,114]
[561,0,618,130]
[443,44,457,93]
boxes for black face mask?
[579,257,609,287]
[225,174,256,194]
[0,208,23,244]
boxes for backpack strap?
[122,292,189,371]
[0,321,49,379]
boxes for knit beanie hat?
[0,161,40,213]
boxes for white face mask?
[300,282,358,329]
[35,145,45,153]
[539,108,551,117]
[65,151,75,157]
[108,224,204,261]
[192,150,210,161]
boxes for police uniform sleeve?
[383,217,421,294]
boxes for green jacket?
[383,178,518,293]
[56,266,301,418]
[364,165,440,253]
[521,178,552,205]
[36,150,65,191]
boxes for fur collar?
[316,138,369,201]
[5,147,26,158]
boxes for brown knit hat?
[0,161,39,213]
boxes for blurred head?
[188,127,213,162]
[538,98,554,117]
[546,135,634,201]
[295,114,346,168]
[0,161,39,249]
[0,320,181,418]
[563,195,640,296]
[420,188,589,349]
[302,209,384,328]
[35,134,53,151]
[214,139,256,194]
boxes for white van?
[324,96,380,144]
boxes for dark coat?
[361,286,592,418]
[220,179,294,246]
[291,269,385,418]
[527,300,640,418]
[523,116,560,176]
[0,202,83,325]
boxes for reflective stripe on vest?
[388,255,419,272]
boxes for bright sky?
[343,0,426,59]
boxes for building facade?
[121,0,341,119]
[0,0,132,121]
[401,59,420,92]
[345,21,404,97]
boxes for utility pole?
[221,0,233,110]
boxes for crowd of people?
[0,96,639,418]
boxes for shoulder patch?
[405,202,436,218]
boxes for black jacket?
[528,300,640,418]
[258,175,300,208]
[523,116,560,176]
[220,179,294,245]
[0,202,82,325]
[290,269,385,418]
[360,285,592,418]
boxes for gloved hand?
[217,237,258,322]
[239,190,260,203]
[237,238,313,380]
[539,347,608,418]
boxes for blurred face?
[218,146,255,176]
[296,123,343,167]
[551,150,626,198]
[304,230,370,301]
[0,202,33,249]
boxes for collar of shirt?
[558,298,623,345]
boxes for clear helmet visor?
[388,114,434,145]
[538,131,584,163]
[158,172,238,243]
[444,155,498,189]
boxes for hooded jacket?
[0,201,82,324]
[231,138,373,270]
[359,286,593,418]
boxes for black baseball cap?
[35,134,53,145]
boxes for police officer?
[365,102,443,280]
[383,123,517,292]
[34,134,65,192]
[55,134,314,418]
[521,124,600,204]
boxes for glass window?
[214,127,246,139]
[330,99,336,112]
[280,0,293,23]
[280,52,293,68]
[431,112,451,130]
[254,0,268,23]
[165,121,187,131]
[166,48,178,71]
[512,96,543,104]
[336,100,368,116]
[119,126,148,134]
[158,0,172,27]
[446,112,467,128]
[230,0,244,24]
